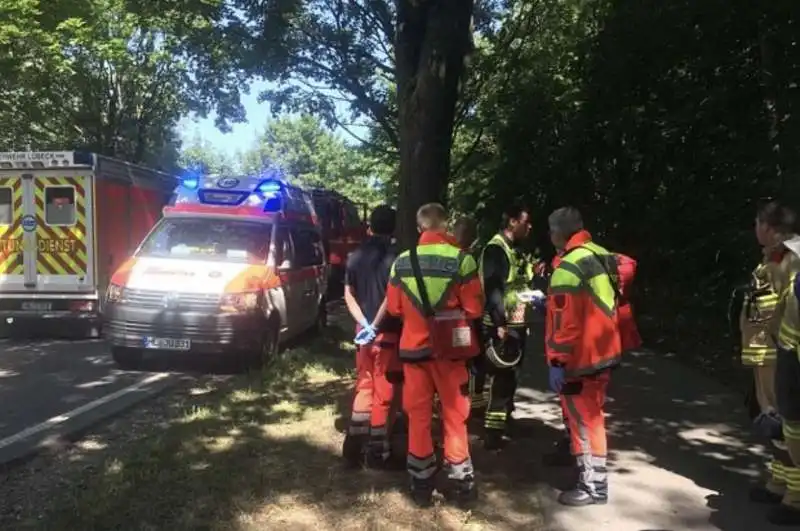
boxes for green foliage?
[180,115,385,206]
[0,0,247,168]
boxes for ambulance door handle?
[303,288,315,297]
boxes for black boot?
[543,438,576,467]
[408,477,435,508]
[483,429,506,451]
[749,485,783,504]
[558,487,607,507]
[768,504,800,526]
[443,474,478,506]
[342,434,366,468]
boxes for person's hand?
[548,366,566,393]
[497,326,507,341]
[354,325,376,345]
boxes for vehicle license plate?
[143,337,191,351]
[21,301,52,311]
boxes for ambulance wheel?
[112,347,143,370]
[259,318,280,366]
[312,300,328,335]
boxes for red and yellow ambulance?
[0,151,177,336]
[102,174,329,368]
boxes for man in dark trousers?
[479,203,534,450]
[342,204,404,468]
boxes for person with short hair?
[546,206,621,507]
[342,204,403,469]
[386,202,485,507]
[478,202,535,449]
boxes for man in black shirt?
[342,204,403,468]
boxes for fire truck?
[0,151,178,337]
[103,174,328,368]
[309,188,368,297]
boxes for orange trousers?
[561,372,610,497]
[404,360,473,481]
[349,337,399,455]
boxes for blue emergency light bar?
[256,180,282,194]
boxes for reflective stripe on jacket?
[386,231,485,362]
[545,230,622,378]
[479,233,533,327]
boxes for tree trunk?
[394,0,474,250]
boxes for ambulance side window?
[275,227,294,269]
[343,202,360,228]
[45,186,76,226]
[292,228,324,268]
[0,188,11,225]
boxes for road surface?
[0,338,176,464]
[513,342,787,531]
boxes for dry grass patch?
[2,318,548,531]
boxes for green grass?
[8,315,548,531]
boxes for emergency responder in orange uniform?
[743,200,800,526]
[386,203,485,507]
[479,204,534,449]
[546,206,622,507]
[342,205,404,469]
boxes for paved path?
[514,347,786,530]
[0,338,176,464]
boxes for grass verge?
[4,312,548,530]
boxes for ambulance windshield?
[138,218,271,264]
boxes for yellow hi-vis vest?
[479,233,534,327]
[740,262,780,365]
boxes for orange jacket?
[545,230,622,378]
[386,231,484,361]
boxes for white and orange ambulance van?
[102,174,329,368]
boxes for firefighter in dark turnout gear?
[479,204,535,450]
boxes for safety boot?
[483,429,506,451]
[768,504,800,526]
[749,485,783,504]
[341,434,366,469]
[408,477,435,508]
[558,487,607,507]
[443,474,478,506]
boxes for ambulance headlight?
[219,292,261,313]
[106,283,126,304]
[182,177,199,190]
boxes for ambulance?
[0,151,178,336]
[102,174,329,368]
[309,188,368,297]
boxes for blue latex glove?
[354,324,376,345]
[549,366,566,393]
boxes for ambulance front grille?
[123,288,220,312]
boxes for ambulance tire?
[112,347,143,370]
[258,315,281,367]
[311,300,327,335]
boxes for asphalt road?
[0,338,176,464]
